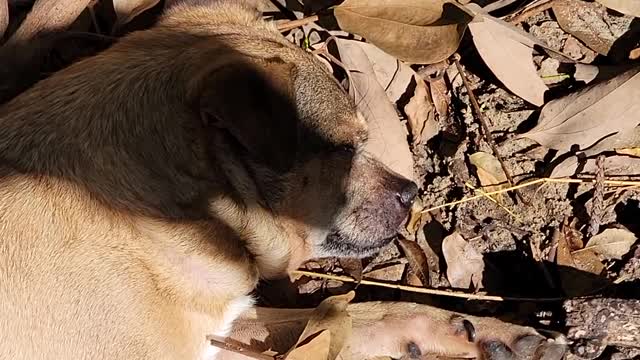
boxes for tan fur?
[0,2,563,359]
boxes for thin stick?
[453,55,525,204]
[292,270,566,302]
[208,336,276,360]
[277,15,319,32]
[507,0,559,23]
[421,178,640,214]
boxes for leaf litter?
[3,0,640,357]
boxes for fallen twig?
[421,177,640,214]
[588,155,606,237]
[452,54,525,204]
[208,335,276,360]
[507,0,559,24]
[276,15,319,32]
[292,270,566,302]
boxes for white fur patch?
[202,295,255,360]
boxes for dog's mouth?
[321,230,397,258]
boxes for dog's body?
[0,2,565,359]
[0,2,419,358]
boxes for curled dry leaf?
[338,258,363,283]
[397,238,430,286]
[596,0,640,17]
[442,232,484,289]
[8,0,92,43]
[469,152,508,196]
[333,0,472,64]
[551,155,640,178]
[287,291,355,360]
[363,263,406,282]
[335,39,414,180]
[285,330,331,360]
[584,228,637,260]
[404,76,438,145]
[353,41,415,103]
[466,5,549,106]
[0,0,7,39]
[555,221,605,296]
[520,67,640,151]
[553,0,614,56]
[430,77,450,119]
[113,0,161,29]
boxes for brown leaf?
[584,227,637,260]
[429,77,450,119]
[404,76,438,145]
[551,155,640,178]
[467,8,549,105]
[555,221,605,296]
[0,0,7,39]
[353,42,415,103]
[397,238,430,286]
[8,0,92,43]
[286,330,331,360]
[442,232,484,289]
[520,67,640,151]
[596,0,640,17]
[338,258,363,283]
[553,0,614,56]
[113,0,161,29]
[363,263,406,282]
[469,152,508,195]
[333,0,472,64]
[335,39,414,180]
[287,292,355,360]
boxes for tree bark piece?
[564,298,640,349]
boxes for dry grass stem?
[292,270,566,302]
[422,178,640,214]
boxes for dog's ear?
[197,58,298,172]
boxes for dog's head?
[182,7,417,273]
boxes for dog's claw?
[480,340,516,360]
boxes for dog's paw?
[347,302,566,360]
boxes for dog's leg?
[218,302,566,359]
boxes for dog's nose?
[396,181,418,208]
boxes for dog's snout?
[396,181,418,208]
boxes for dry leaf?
[467,9,548,105]
[352,42,415,103]
[404,76,438,145]
[335,39,414,180]
[363,263,406,282]
[113,0,161,29]
[8,0,92,43]
[551,155,640,178]
[287,292,355,360]
[0,0,7,39]
[584,228,637,260]
[397,238,430,286]
[469,152,508,195]
[334,0,472,64]
[520,67,640,151]
[553,0,614,56]
[286,330,331,360]
[596,0,640,17]
[555,222,605,296]
[430,77,450,119]
[442,232,484,289]
[338,258,363,283]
